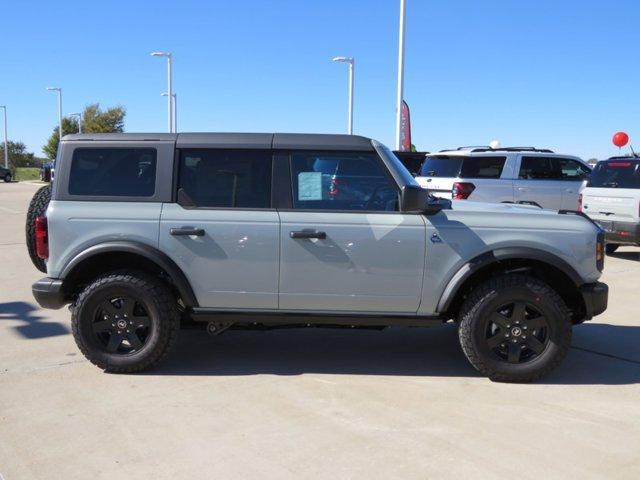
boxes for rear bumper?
[32,277,66,310]
[579,281,608,320]
[596,220,640,245]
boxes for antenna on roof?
[629,144,639,158]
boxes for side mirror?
[400,185,427,213]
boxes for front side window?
[518,156,562,180]
[460,156,506,179]
[178,149,271,208]
[557,158,590,180]
[69,148,157,196]
[291,152,398,211]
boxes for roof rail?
[468,147,554,153]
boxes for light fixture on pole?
[0,105,8,169]
[69,112,82,133]
[46,87,63,141]
[161,93,177,132]
[395,0,406,149]
[151,51,173,133]
[332,56,355,135]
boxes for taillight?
[452,182,475,199]
[35,216,49,260]
[596,230,605,271]
[578,193,583,212]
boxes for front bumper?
[32,277,66,310]
[596,220,640,245]
[579,281,608,320]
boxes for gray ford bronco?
[29,133,608,382]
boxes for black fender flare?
[436,247,582,313]
[60,241,199,307]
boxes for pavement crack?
[571,346,640,365]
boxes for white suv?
[415,146,591,210]
[581,156,640,253]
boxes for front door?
[278,151,426,313]
[160,148,279,309]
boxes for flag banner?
[400,100,412,152]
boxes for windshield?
[587,160,640,188]
[420,156,462,177]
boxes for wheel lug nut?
[512,339,517,343]
[506,324,511,328]
[504,334,509,338]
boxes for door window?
[178,149,272,208]
[518,157,563,180]
[290,152,398,211]
[557,158,590,180]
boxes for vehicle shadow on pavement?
[151,323,640,385]
[0,301,70,339]
[609,251,640,262]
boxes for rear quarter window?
[69,148,157,197]
[459,156,506,179]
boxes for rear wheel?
[458,274,572,383]
[25,184,52,272]
[71,271,179,373]
[4,173,11,182]
[605,244,619,254]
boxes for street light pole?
[69,112,82,133]
[47,87,63,141]
[395,0,406,149]
[0,106,8,169]
[161,93,177,132]
[151,52,173,133]
[332,56,355,135]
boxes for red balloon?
[613,131,629,147]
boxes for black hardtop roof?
[62,132,375,151]
[604,155,640,161]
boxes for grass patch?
[15,167,40,181]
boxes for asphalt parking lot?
[1,182,639,479]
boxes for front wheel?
[4,173,11,182]
[71,271,179,373]
[458,274,572,383]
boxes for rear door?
[513,156,563,209]
[278,150,426,313]
[457,155,511,202]
[582,160,640,224]
[160,148,280,309]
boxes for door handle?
[517,187,528,191]
[290,230,327,239]
[565,189,574,193]
[170,227,205,236]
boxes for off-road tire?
[458,274,572,383]
[25,184,52,272]
[605,244,619,255]
[71,271,179,373]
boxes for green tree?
[0,141,38,168]
[43,103,126,159]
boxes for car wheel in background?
[25,184,52,273]
[4,173,11,182]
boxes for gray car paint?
[45,133,603,317]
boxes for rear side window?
[587,161,640,189]
[178,149,272,208]
[69,148,157,196]
[519,157,562,180]
[459,156,506,179]
[420,156,462,177]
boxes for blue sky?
[2,0,640,159]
